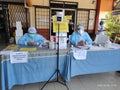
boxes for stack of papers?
[5,45,18,50]
[19,47,37,51]
[72,47,87,60]
[75,45,90,50]
[109,43,120,49]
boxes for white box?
[56,36,67,49]
[56,32,67,37]
[15,29,23,36]
[15,36,22,44]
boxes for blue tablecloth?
[69,49,120,81]
[1,47,120,90]
[1,49,69,90]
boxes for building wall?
[28,0,97,27]
[99,0,113,20]
[100,0,113,11]
[31,0,49,6]
[30,0,97,9]
[25,0,98,39]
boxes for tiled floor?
[11,72,120,90]
[1,44,120,90]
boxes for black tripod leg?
[40,23,69,90]
[58,80,70,90]
[57,70,70,90]
[40,70,57,90]
[40,69,69,90]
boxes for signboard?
[112,10,120,15]
[53,22,68,32]
[10,52,28,63]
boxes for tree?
[105,12,120,43]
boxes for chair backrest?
[94,35,109,44]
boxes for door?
[65,10,76,36]
[50,8,76,37]
[0,4,10,45]
[3,8,10,44]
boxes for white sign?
[73,49,87,60]
[10,52,28,63]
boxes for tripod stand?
[40,23,69,90]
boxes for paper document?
[73,48,87,60]
[109,43,120,49]
[10,51,28,63]
[53,22,68,32]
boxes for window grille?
[77,9,96,31]
[88,10,96,30]
[8,4,28,37]
[8,4,28,28]
[35,7,50,39]
[77,10,89,30]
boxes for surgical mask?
[78,29,84,35]
[28,33,35,38]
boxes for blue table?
[1,47,120,90]
[1,49,69,90]
[68,49,120,81]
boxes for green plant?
[105,12,120,34]
[104,12,120,43]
